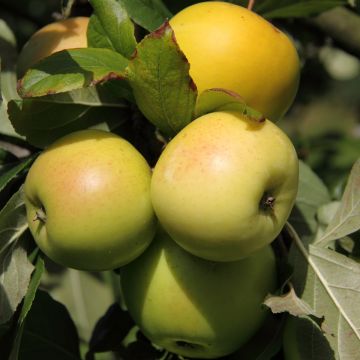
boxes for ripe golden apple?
[151,111,299,261]
[169,1,300,121]
[17,17,89,77]
[24,130,156,271]
[121,229,277,359]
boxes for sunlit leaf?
[127,22,197,136]
[89,0,137,58]
[287,223,360,358]
[18,48,128,98]
[121,0,172,32]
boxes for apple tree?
[0,0,360,359]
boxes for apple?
[120,229,277,359]
[282,316,333,359]
[24,129,156,271]
[17,16,89,77]
[169,1,300,121]
[151,110,299,261]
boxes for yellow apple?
[24,129,156,271]
[121,229,277,359]
[17,16,89,77]
[151,111,299,261]
[169,1,300,121]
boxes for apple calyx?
[260,193,276,212]
[33,206,47,223]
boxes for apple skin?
[169,1,300,121]
[151,111,299,261]
[24,130,156,271]
[120,229,277,359]
[17,17,89,77]
[282,316,334,359]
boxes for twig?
[247,0,255,11]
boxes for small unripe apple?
[151,111,299,261]
[282,316,334,359]
[169,1,300,121]
[121,229,277,359]
[17,17,89,77]
[24,130,156,271]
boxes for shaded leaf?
[9,98,128,148]
[0,156,34,193]
[316,158,360,245]
[317,201,341,227]
[87,303,134,355]
[0,20,21,137]
[121,0,172,32]
[9,253,44,359]
[127,22,197,136]
[89,0,137,58]
[11,290,81,360]
[289,161,330,237]
[42,269,117,343]
[18,48,128,98]
[36,84,130,107]
[0,189,32,325]
[195,88,265,122]
[257,0,347,19]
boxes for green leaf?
[9,253,45,359]
[0,156,34,193]
[195,88,265,122]
[9,98,128,148]
[22,84,130,107]
[261,1,347,19]
[289,161,331,238]
[0,20,21,138]
[121,0,172,32]
[127,22,197,136]
[0,189,32,325]
[87,15,116,51]
[11,291,81,360]
[89,0,137,58]
[316,158,360,245]
[18,48,128,98]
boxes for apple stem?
[247,0,255,11]
[33,208,47,223]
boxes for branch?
[308,7,360,59]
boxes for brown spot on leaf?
[91,72,124,86]
[189,78,197,92]
[150,20,170,39]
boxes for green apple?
[151,111,299,261]
[169,1,300,121]
[121,229,277,359]
[17,17,89,77]
[24,129,156,271]
[282,316,334,359]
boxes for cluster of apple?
[22,2,300,359]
